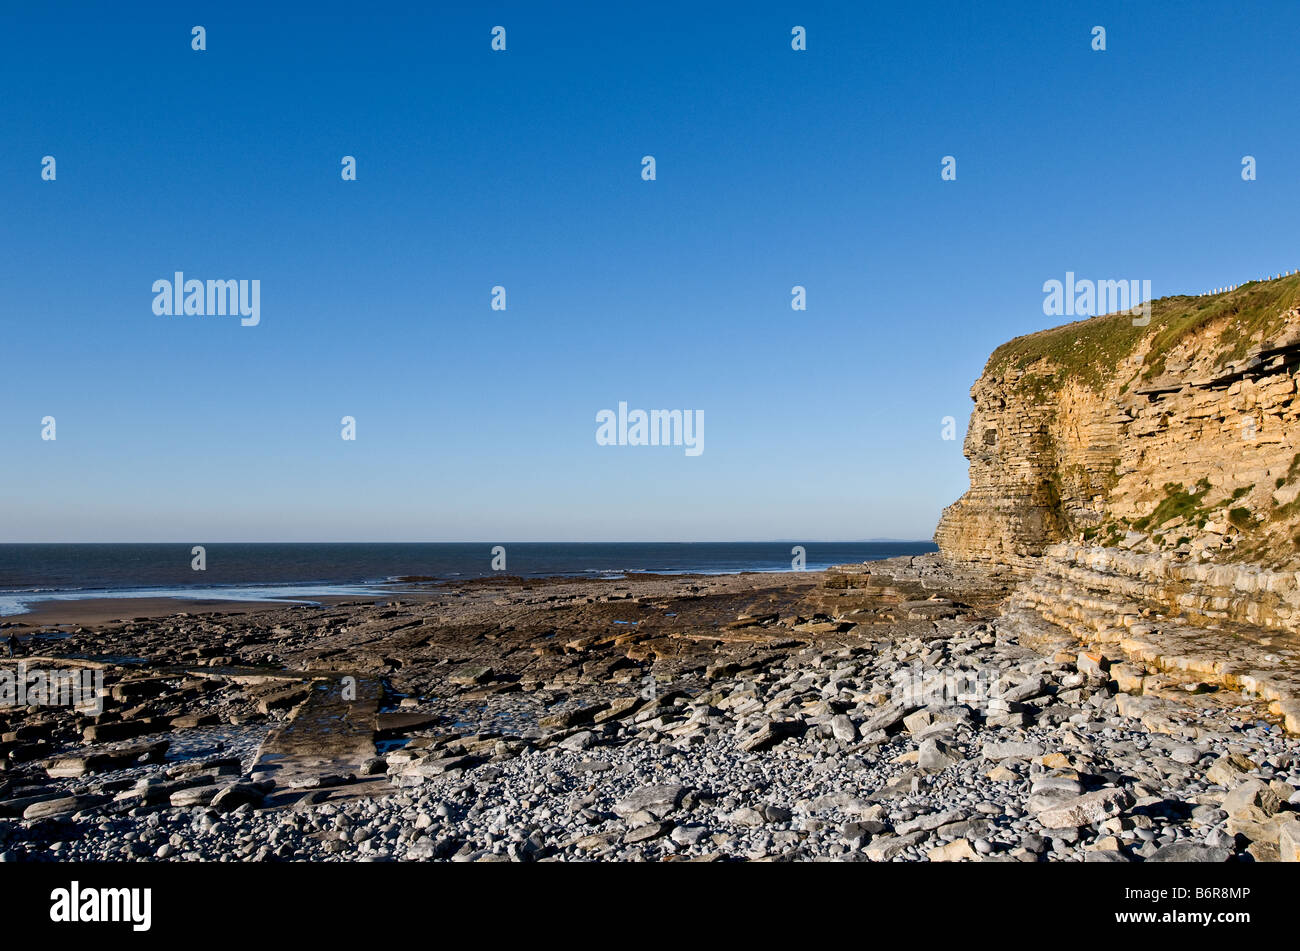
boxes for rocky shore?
[3,556,1298,862]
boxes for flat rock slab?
[613,784,688,819]
[0,792,66,818]
[250,674,381,796]
[1146,842,1231,862]
[169,785,219,808]
[255,684,313,715]
[448,666,494,686]
[739,719,804,752]
[43,739,169,778]
[374,711,442,736]
[983,740,1045,761]
[1035,787,1135,829]
[539,703,608,730]
[23,794,108,821]
[865,830,927,861]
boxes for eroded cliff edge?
[936,273,1300,730]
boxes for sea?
[0,541,937,617]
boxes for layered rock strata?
[938,276,1300,569]
[937,276,1300,729]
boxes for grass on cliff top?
[987,273,1300,392]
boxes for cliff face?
[931,366,1074,570]
[937,275,1300,572]
[935,275,1300,732]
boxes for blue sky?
[3,1,1299,542]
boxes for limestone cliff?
[937,274,1300,572]
[935,274,1300,730]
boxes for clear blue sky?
[3,1,1298,542]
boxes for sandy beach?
[3,597,303,631]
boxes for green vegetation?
[1273,491,1300,521]
[986,275,1300,394]
[1228,507,1255,531]
[1274,458,1300,493]
[1132,480,1212,532]
[1266,456,1300,516]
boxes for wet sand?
[1,593,433,631]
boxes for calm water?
[0,542,936,617]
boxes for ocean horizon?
[0,541,937,617]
